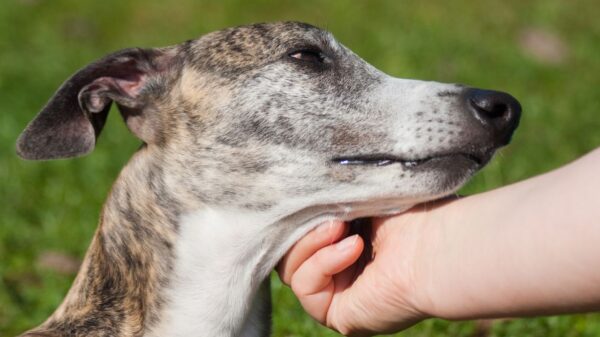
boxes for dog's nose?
[465,89,521,144]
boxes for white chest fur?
[146,207,322,337]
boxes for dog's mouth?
[332,152,491,169]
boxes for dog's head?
[17,22,520,215]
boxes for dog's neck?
[34,148,343,337]
[148,209,289,337]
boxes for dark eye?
[288,49,325,64]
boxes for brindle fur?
[16,22,519,337]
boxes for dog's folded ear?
[16,47,179,160]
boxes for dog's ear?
[16,47,178,160]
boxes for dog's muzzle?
[332,88,521,171]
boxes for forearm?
[420,148,600,319]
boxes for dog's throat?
[149,202,412,337]
[147,209,298,337]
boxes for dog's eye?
[289,49,325,64]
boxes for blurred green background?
[1,0,599,336]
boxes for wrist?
[408,197,470,319]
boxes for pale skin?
[277,147,600,336]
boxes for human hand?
[277,207,440,336]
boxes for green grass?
[1,0,599,336]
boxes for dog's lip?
[332,152,489,168]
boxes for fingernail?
[336,235,357,251]
[317,220,333,234]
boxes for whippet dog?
[16,22,520,337]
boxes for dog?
[16,22,520,337]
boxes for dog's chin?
[411,153,485,175]
[332,152,492,200]
[321,154,484,211]
[416,155,483,195]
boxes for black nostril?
[469,98,508,120]
[465,88,521,141]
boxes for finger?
[277,220,347,285]
[291,234,364,322]
[332,259,361,296]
